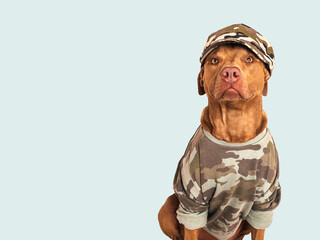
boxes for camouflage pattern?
[173,126,281,240]
[200,24,275,75]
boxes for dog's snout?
[221,67,241,83]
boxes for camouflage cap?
[200,24,275,74]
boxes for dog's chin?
[215,88,254,101]
[221,88,242,100]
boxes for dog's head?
[198,24,274,102]
[197,43,270,101]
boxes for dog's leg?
[250,228,265,240]
[184,228,200,240]
[158,194,184,240]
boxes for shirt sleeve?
[173,143,208,230]
[246,179,281,229]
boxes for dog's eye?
[245,57,254,63]
[211,58,219,65]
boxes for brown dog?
[199,44,269,143]
[158,43,277,240]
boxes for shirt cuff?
[246,209,274,229]
[176,204,208,230]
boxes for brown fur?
[158,44,270,239]
[198,45,270,143]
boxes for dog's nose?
[220,67,241,83]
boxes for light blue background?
[1,1,319,239]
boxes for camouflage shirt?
[173,126,281,240]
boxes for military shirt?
[173,126,281,240]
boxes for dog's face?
[198,44,270,101]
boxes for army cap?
[200,24,275,74]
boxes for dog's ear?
[262,67,270,96]
[198,66,206,95]
[262,82,268,96]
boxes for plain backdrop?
[1,0,319,239]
